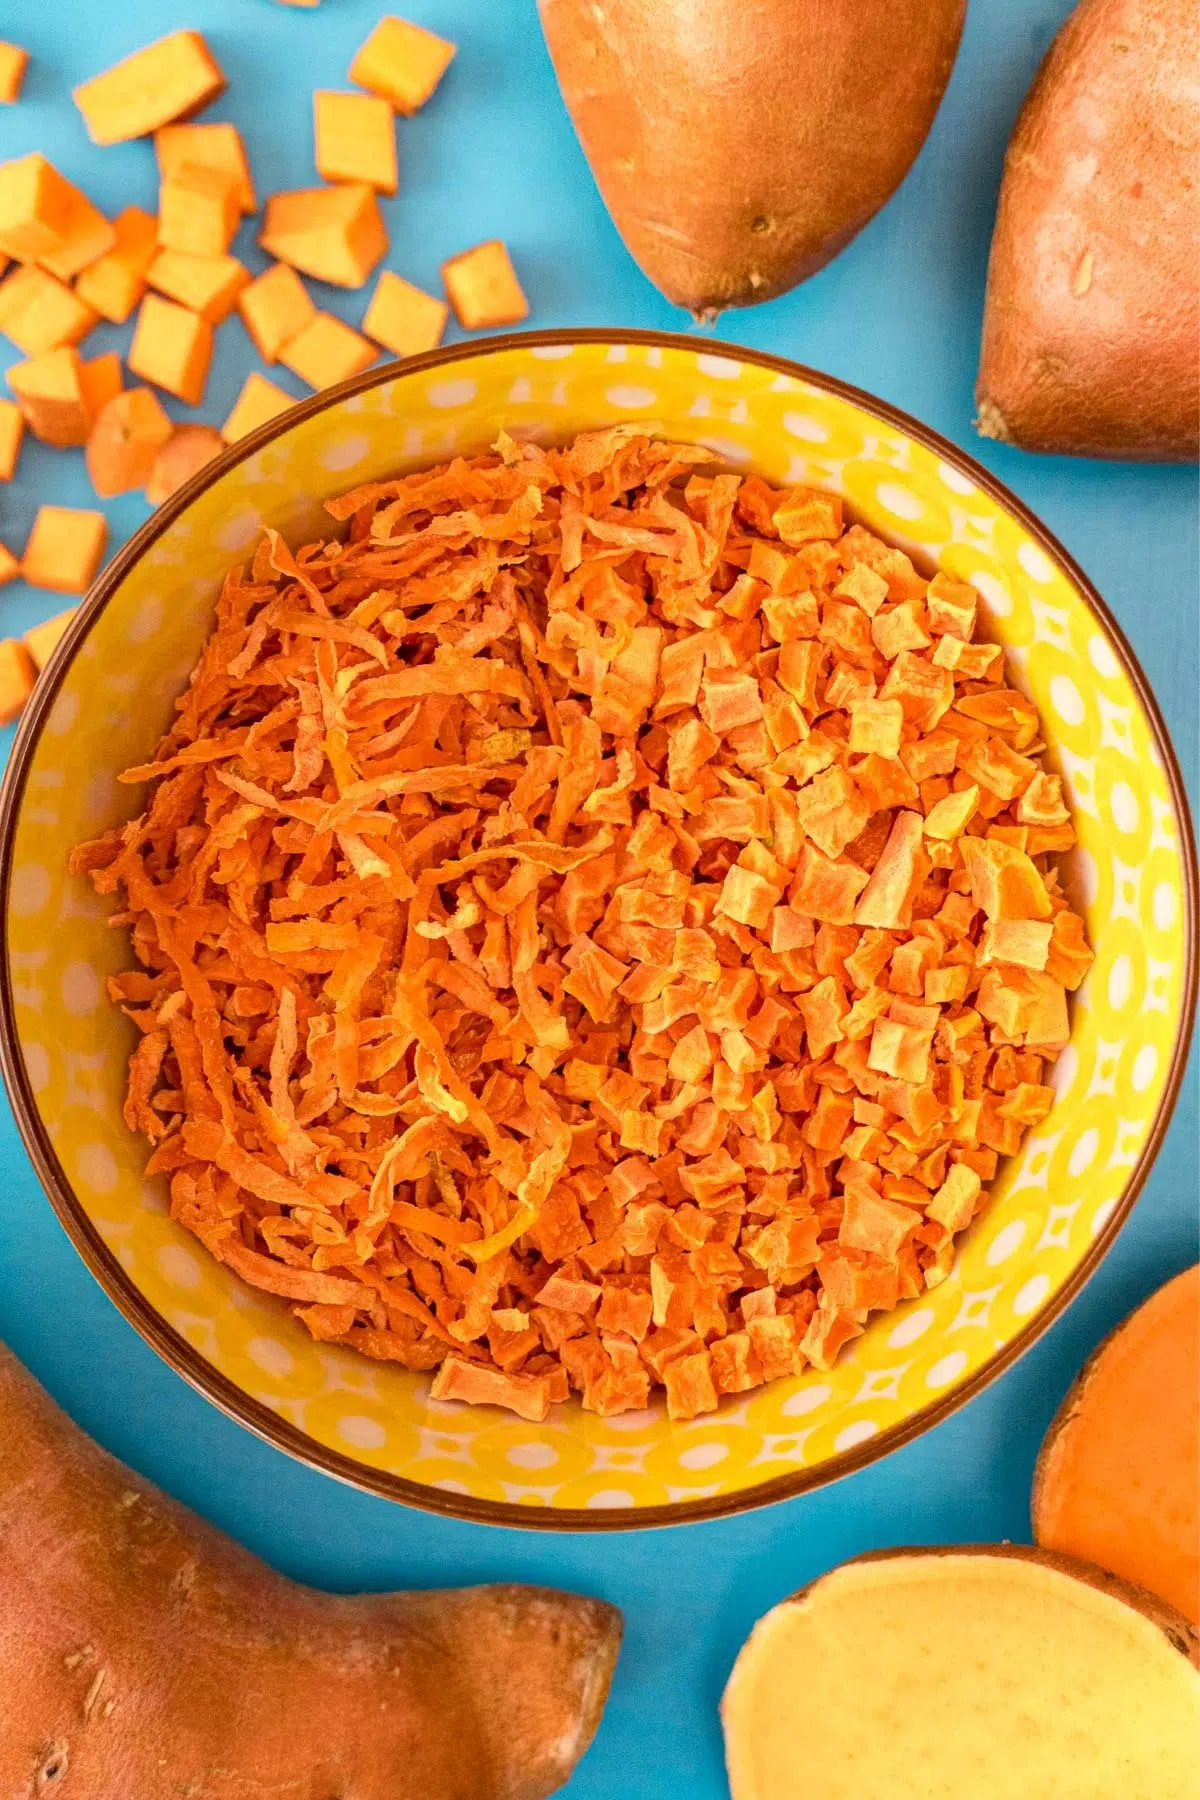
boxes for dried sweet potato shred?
[71,429,1092,1423]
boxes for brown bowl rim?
[0,327,1195,1532]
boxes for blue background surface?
[1,4,1196,1795]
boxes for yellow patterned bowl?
[1,331,1194,1528]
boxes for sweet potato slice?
[723,1546,1200,1800]
[1033,1266,1199,1624]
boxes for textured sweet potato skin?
[537,0,965,316]
[0,1341,620,1800]
[976,0,1199,460]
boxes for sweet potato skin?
[0,1340,620,1800]
[537,0,965,316]
[976,0,1199,460]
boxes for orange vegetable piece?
[155,121,255,214]
[72,31,226,145]
[0,638,34,723]
[260,185,387,289]
[663,1347,718,1420]
[773,486,842,546]
[86,387,174,498]
[237,262,316,362]
[158,162,240,260]
[0,154,116,279]
[1045,908,1094,991]
[350,15,456,114]
[314,91,399,194]
[0,542,17,587]
[279,311,377,390]
[145,424,223,505]
[363,270,448,358]
[853,811,927,930]
[0,42,28,104]
[848,696,904,757]
[7,346,111,447]
[0,397,23,479]
[442,240,528,329]
[21,505,107,594]
[148,249,251,324]
[0,264,96,358]
[960,834,1053,921]
[23,607,76,671]
[923,783,978,840]
[79,350,123,421]
[1033,1266,1199,1624]
[978,918,1053,971]
[221,371,294,444]
[74,205,159,323]
[128,293,214,405]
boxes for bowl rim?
[1,326,1194,1532]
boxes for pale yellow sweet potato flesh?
[0,1340,620,1800]
[722,1548,1200,1800]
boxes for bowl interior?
[3,337,1191,1522]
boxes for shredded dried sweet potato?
[72,429,1093,1423]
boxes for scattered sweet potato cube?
[314,91,398,193]
[7,346,94,446]
[441,239,527,329]
[0,154,116,278]
[260,184,387,288]
[978,919,1053,972]
[0,397,23,479]
[148,249,250,323]
[74,206,159,322]
[158,161,241,257]
[221,370,293,444]
[85,387,173,497]
[23,607,76,671]
[145,424,223,504]
[72,31,226,145]
[21,505,107,593]
[237,261,315,362]
[79,351,123,422]
[0,639,35,723]
[279,311,377,389]
[362,270,447,357]
[128,293,213,405]
[959,834,1053,921]
[155,121,255,214]
[0,264,96,357]
[0,43,28,104]
[350,16,455,114]
[0,541,17,585]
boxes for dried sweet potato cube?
[363,269,447,357]
[221,371,294,444]
[1045,909,1094,990]
[128,293,213,405]
[773,485,842,546]
[1017,770,1070,826]
[148,249,250,324]
[848,696,904,757]
[716,864,782,929]
[867,1015,934,1084]
[0,638,35,723]
[979,919,1053,971]
[0,264,96,357]
[350,15,456,114]
[74,205,158,322]
[442,239,528,329]
[746,1314,802,1381]
[0,42,28,104]
[854,811,927,930]
[73,31,226,145]
[237,262,315,362]
[834,561,889,616]
[710,1330,763,1394]
[314,91,399,193]
[280,311,377,389]
[872,601,931,659]
[926,570,978,638]
[923,783,978,840]
[156,121,255,213]
[881,651,955,731]
[21,505,107,593]
[0,397,23,479]
[430,1355,549,1422]
[158,161,241,257]
[261,185,388,289]
[663,1347,719,1420]
[839,1185,920,1261]
[959,835,1053,921]
[794,765,870,860]
[793,844,870,926]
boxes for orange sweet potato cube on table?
[0,43,29,104]
[155,122,255,214]
[74,205,159,323]
[7,346,116,447]
[260,185,387,288]
[21,506,107,594]
[363,270,447,357]
[23,608,76,671]
[148,249,250,324]
[0,155,116,279]
[159,162,241,257]
[73,31,226,144]
[0,397,23,479]
[85,387,173,497]
[442,240,528,329]
[350,16,455,114]
[128,293,213,405]
[221,371,293,444]
[145,424,223,504]
[314,91,398,193]
[279,312,377,389]
[0,639,35,724]
[80,350,123,418]
[0,265,96,357]
[237,262,315,362]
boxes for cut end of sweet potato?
[1033,1264,1200,1625]
[723,1545,1200,1800]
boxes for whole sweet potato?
[0,1341,620,1799]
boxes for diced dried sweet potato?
[314,91,399,193]
[960,835,1053,921]
[0,264,96,357]
[260,184,387,288]
[0,42,28,104]
[221,371,294,444]
[73,31,226,145]
[23,607,76,671]
[145,424,223,505]
[148,249,250,324]
[363,269,448,357]
[442,240,528,329]
[74,205,159,323]
[0,638,35,723]
[156,121,255,214]
[158,161,241,258]
[128,293,213,405]
[21,505,107,593]
[0,397,23,479]
[86,387,173,498]
[279,311,377,389]
[350,15,456,114]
